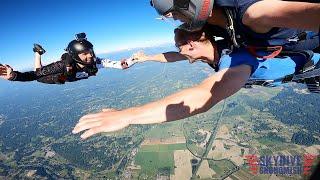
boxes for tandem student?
[72,24,320,139]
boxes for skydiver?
[72,25,320,139]
[0,33,137,84]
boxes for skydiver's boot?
[306,77,320,93]
[33,44,46,55]
[306,59,320,93]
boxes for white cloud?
[95,38,174,54]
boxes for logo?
[245,154,318,176]
[198,0,211,21]
[76,72,89,79]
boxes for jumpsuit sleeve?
[9,71,37,82]
[10,61,67,84]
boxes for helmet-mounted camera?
[75,32,87,41]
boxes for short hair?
[174,29,203,47]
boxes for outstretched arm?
[0,64,37,81]
[1,61,67,83]
[132,51,188,63]
[72,64,251,139]
[243,1,320,33]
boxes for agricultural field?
[134,143,186,177]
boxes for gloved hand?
[0,64,16,80]
[120,58,138,69]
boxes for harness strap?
[246,50,318,90]
[246,46,283,59]
[224,8,319,59]
[225,8,240,49]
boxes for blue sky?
[0,0,175,69]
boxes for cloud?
[96,38,174,54]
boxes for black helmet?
[150,0,214,31]
[65,33,96,66]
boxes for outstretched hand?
[72,108,131,140]
[0,64,14,80]
[120,57,139,69]
[132,51,149,63]
[120,59,129,69]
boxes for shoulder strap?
[224,8,241,49]
[246,46,283,59]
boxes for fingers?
[80,127,103,139]
[78,121,127,139]
[121,60,129,69]
[0,64,12,69]
[4,64,12,70]
[0,72,6,77]
[3,65,13,75]
[0,66,6,74]
[72,108,128,140]
[72,120,102,134]
[102,108,116,112]
[0,71,6,76]
[73,110,111,134]
[78,108,117,123]
[78,112,104,123]
[0,64,7,70]
[73,115,116,140]
[0,65,11,78]
[73,117,103,134]
[132,51,144,60]
[132,51,148,63]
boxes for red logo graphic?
[198,0,211,20]
[245,154,318,176]
[245,154,259,175]
[303,154,317,175]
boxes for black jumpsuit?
[10,53,98,84]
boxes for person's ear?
[188,40,196,50]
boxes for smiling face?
[78,50,95,64]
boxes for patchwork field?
[197,160,216,179]
[170,150,194,180]
[134,143,186,176]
